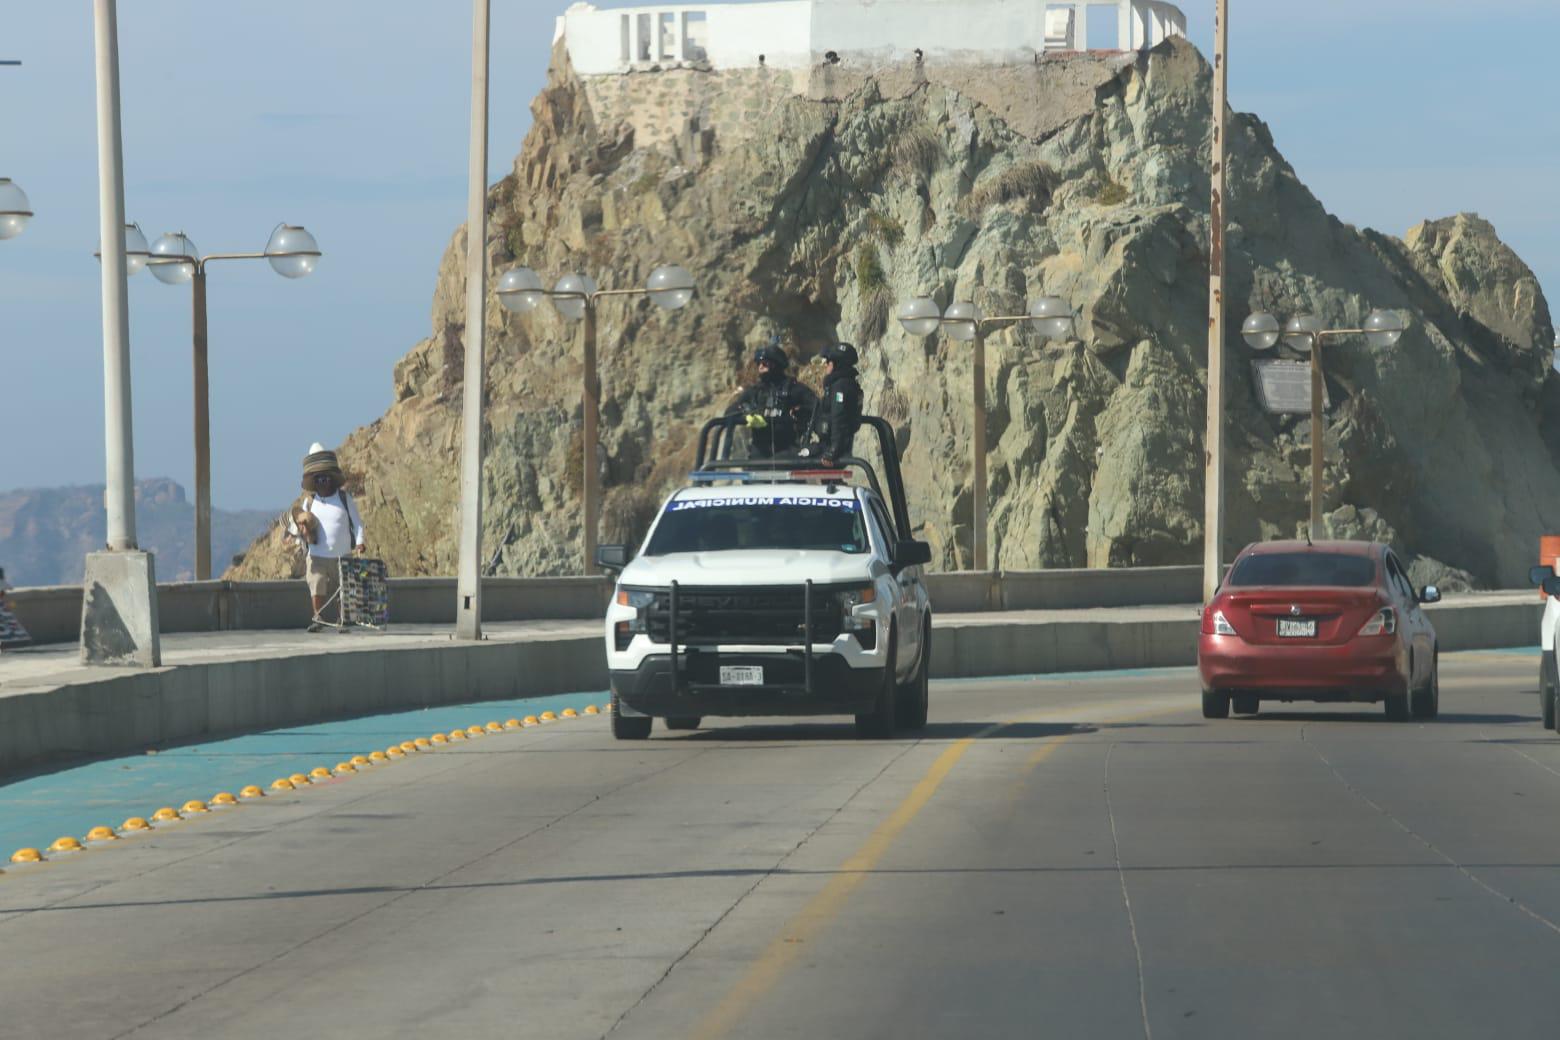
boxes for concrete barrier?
[7,567,1205,648]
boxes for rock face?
[231,38,1557,588]
[1,479,272,586]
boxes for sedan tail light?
[1201,606,1237,636]
[1356,607,1397,637]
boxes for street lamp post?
[135,225,321,580]
[0,179,33,239]
[897,295,1075,571]
[497,264,695,571]
[1242,308,1408,536]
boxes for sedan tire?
[1410,654,1439,720]
[1232,694,1259,716]
[1202,689,1231,719]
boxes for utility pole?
[1202,0,1229,604]
[455,0,491,641]
[82,0,160,666]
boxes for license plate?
[1277,619,1317,638]
[719,665,764,686]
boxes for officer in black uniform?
[806,342,864,465]
[726,341,818,458]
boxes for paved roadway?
[3,652,1559,1039]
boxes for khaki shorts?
[305,555,343,600]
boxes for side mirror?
[1545,576,1560,598]
[894,540,932,569]
[1530,565,1555,587]
[1418,585,1442,605]
[595,544,630,573]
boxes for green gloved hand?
[745,412,769,430]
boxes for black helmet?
[753,343,789,371]
[822,342,858,368]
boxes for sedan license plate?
[720,665,764,686]
[1277,618,1317,638]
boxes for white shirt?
[295,492,364,558]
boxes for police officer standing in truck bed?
[807,342,864,466]
[727,341,818,458]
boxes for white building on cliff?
[557,0,1187,76]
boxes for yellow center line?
[692,701,1187,1039]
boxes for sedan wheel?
[1232,694,1259,716]
[664,717,701,731]
[1202,689,1231,720]
[1384,691,1410,721]
[1410,655,1439,720]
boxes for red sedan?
[1198,540,1441,720]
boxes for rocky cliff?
[231,38,1557,588]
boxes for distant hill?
[0,478,274,587]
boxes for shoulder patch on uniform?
[835,391,845,402]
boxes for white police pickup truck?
[1530,564,1560,732]
[595,416,933,740]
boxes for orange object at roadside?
[1541,536,1560,599]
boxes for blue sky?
[1,1,1555,511]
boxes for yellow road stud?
[350,756,372,767]
[583,705,600,715]
[86,827,118,842]
[414,737,432,749]
[449,730,467,741]
[289,773,310,786]
[271,778,296,792]
[562,708,579,718]
[369,750,390,762]
[334,763,356,775]
[151,807,181,822]
[386,746,405,758]
[10,848,42,864]
[504,718,522,729]
[239,786,265,799]
[211,792,238,806]
[309,767,332,780]
[465,726,485,738]
[400,741,418,753]
[523,716,540,726]
[122,817,151,831]
[485,722,503,733]
[48,836,83,853]
[540,711,558,722]
[430,734,449,745]
[182,800,209,814]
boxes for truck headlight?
[839,585,877,632]
[614,587,657,649]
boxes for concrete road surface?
[3,653,1559,1039]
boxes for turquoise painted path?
[0,691,605,859]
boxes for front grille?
[645,585,843,646]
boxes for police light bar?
[688,468,853,484]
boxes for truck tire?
[611,688,652,740]
[1542,652,1557,730]
[665,717,701,731]
[896,619,931,731]
[856,627,898,739]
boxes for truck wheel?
[856,627,898,739]
[1410,653,1440,720]
[1201,689,1230,719]
[896,619,930,731]
[1542,652,1557,730]
[665,717,701,731]
[611,688,652,740]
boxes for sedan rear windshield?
[645,496,868,555]
[1226,552,1376,588]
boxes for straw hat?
[301,441,344,490]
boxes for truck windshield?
[644,496,868,555]
[1226,552,1376,587]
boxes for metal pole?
[972,325,989,572]
[1201,0,1229,602]
[582,301,601,571]
[454,0,491,641]
[93,0,136,551]
[1309,334,1325,537]
[192,266,212,580]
